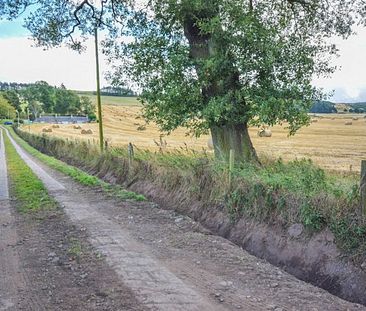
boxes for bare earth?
[0,128,26,310]
[1,127,364,310]
[27,105,366,172]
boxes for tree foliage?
[310,101,337,114]
[0,0,356,161]
[80,96,96,115]
[1,90,21,111]
[1,80,92,117]
[0,94,16,119]
[54,85,81,114]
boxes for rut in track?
[0,128,34,310]
[2,126,365,311]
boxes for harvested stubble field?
[26,96,366,172]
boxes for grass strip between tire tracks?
[4,130,57,212]
[6,126,146,202]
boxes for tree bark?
[182,7,259,163]
[211,123,259,163]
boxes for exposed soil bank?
[15,128,366,306]
[126,180,366,305]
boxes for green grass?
[12,126,366,257]
[102,184,146,201]
[9,126,100,187]
[4,131,57,212]
[68,238,84,261]
[232,158,358,198]
[7,126,146,202]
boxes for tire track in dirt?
[3,127,218,310]
[3,126,365,311]
[0,127,20,310]
[0,128,43,311]
[3,127,65,192]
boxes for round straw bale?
[42,127,53,133]
[81,129,93,135]
[258,129,272,137]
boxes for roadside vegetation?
[7,126,145,202]
[3,130,56,212]
[13,127,365,260]
[0,94,16,119]
[0,81,97,121]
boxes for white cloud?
[313,26,366,102]
[0,36,109,90]
[1,26,366,101]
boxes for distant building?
[34,115,89,124]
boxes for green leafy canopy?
[0,0,356,137]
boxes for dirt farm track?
[25,97,366,173]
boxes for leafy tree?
[21,86,43,118]
[0,94,16,119]
[19,81,55,113]
[310,101,337,114]
[80,96,95,116]
[32,81,55,112]
[0,0,355,162]
[54,86,80,114]
[1,90,21,111]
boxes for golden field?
[24,96,366,173]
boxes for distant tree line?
[0,81,96,120]
[0,81,32,91]
[348,103,366,113]
[310,101,337,113]
[94,86,137,97]
[310,101,366,114]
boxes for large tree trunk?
[182,7,259,163]
[211,123,259,163]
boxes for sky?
[0,18,109,91]
[1,16,366,102]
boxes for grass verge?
[6,126,145,202]
[13,126,366,258]
[4,130,57,212]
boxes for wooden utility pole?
[94,27,104,152]
[361,160,366,219]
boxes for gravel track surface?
[1,126,365,311]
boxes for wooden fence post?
[228,149,235,191]
[361,160,366,218]
[128,143,134,168]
